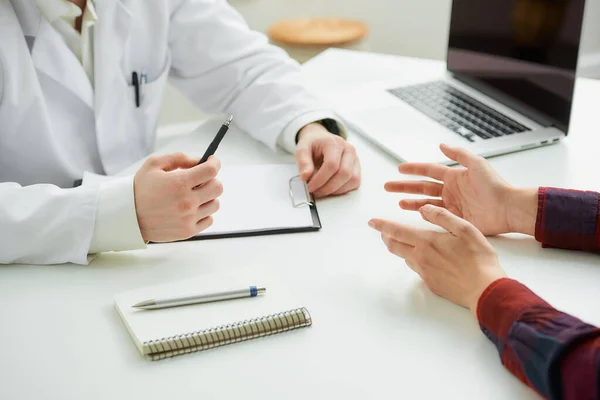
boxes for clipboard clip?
[289,175,314,208]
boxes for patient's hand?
[295,123,361,198]
[385,144,536,236]
[369,205,506,316]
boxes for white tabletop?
[1,49,599,400]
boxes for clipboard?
[183,165,322,241]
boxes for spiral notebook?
[114,275,312,360]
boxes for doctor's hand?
[133,154,223,243]
[385,144,537,236]
[295,123,361,198]
[369,205,506,316]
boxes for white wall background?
[159,0,600,126]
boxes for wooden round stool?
[268,18,369,63]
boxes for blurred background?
[159,0,600,127]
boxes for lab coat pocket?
[125,53,171,159]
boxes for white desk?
[1,49,599,399]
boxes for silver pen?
[132,286,266,310]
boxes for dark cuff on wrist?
[535,187,600,251]
[295,119,342,144]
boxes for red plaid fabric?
[535,187,600,252]
[478,188,600,399]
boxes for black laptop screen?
[447,0,586,132]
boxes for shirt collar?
[36,0,81,25]
[35,0,97,27]
[83,0,98,28]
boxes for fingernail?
[368,220,376,229]
[421,205,434,213]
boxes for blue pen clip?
[139,70,148,105]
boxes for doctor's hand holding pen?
[133,154,223,243]
[295,123,361,199]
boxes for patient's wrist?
[506,187,538,236]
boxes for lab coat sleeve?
[0,177,146,265]
[89,176,147,254]
[167,0,345,153]
[0,182,98,265]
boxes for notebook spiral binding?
[143,307,312,361]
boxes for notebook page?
[198,164,314,236]
[114,274,304,353]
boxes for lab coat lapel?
[9,0,94,108]
[94,0,132,117]
[8,0,39,39]
[93,0,135,174]
[31,19,95,110]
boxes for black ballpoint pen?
[132,71,140,108]
[198,114,234,164]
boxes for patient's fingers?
[399,198,444,211]
[381,234,414,259]
[398,163,450,181]
[440,144,483,168]
[368,219,425,246]
[405,260,422,277]
[384,180,443,196]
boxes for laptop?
[330,0,587,164]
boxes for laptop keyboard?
[388,81,531,142]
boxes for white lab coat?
[0,0,337,264]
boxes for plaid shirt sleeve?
[535,187,600,252]
[478,278,600,399]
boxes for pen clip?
[139,70,147,104]
[140,70,148,84]
[289,175,313,208]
